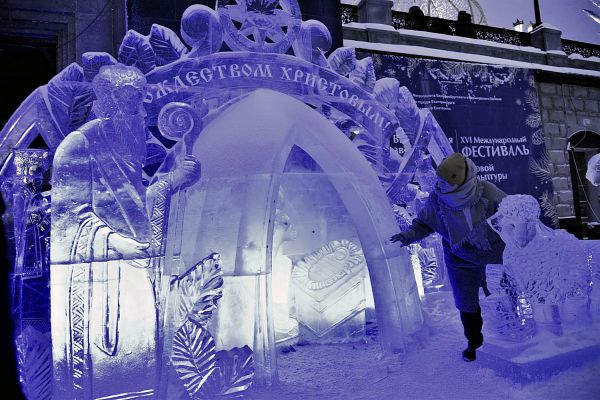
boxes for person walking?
[390,152,506,361]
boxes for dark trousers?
[459,306,483,349]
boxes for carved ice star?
[226,0,293,45]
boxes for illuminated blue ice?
[0,1,471,398]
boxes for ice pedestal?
[481,194,600,383]
[478,325,600,383]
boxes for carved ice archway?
[0,0,455,388]
[180,88,423,384]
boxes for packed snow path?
[249,291,600,400]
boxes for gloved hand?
[389,233,405,244]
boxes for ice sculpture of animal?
[486,194,597,338]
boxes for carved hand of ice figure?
[107,232,151,260]
[172,155,201,190]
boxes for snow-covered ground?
[248,290,600,400]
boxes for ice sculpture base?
[298,312,366,344]
[478,324,600,384]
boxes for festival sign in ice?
[0,1,459,398]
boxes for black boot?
[462,347,476,362]
[460,306,483,362]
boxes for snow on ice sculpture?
[485,194,596,339]
[292,240,367,342]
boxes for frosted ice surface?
[292,240,367,342]
[485,194,599,340]
[0,0,452,394]
[50,64,202,399]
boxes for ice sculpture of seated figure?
[272,208,299,344]
[51,64,200,399]
[486,195,593,337]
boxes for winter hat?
[436,152,467,185]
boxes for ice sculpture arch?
[181,88,422,383]
[0,0,456,393]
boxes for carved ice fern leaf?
[350,57,376,93]
[374,77,400,107]
[149,24,189,66]
[177,253,224,327]
[327,47,356,77]
[172,320,217,399]
[417,247,438,284]
[16,326,52,400]
[45,79,94,136]
[56,63,85,82]
[193,346,255,399]
[213,346,255,398]
[118,30,156,74]
[81,52,117,82]
[172,253,254,398]
[394,87,421,142]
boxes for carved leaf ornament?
[16,327,52,400]
[172,321,218,397]
[171,253,255,399]
[176,253,224,328]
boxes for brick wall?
[537,81,600,218]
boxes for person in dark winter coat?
[390,152,506,361]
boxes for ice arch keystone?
[181,89,423,383]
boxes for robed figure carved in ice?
[50,64,200,399]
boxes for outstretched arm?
[390,200,436,245]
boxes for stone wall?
[537,80,600,219]
[0,0,126,70]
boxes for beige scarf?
[435,158,491,250]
